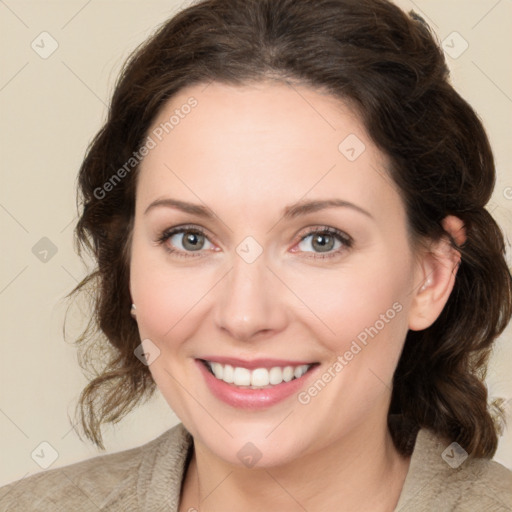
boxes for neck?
[180,418,412,512]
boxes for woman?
[1,0,511,510]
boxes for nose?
[214,255,288,342]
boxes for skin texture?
[129,81,463,511]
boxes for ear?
[408,216,466,331]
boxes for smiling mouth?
[199,359,319,389]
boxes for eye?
[157,224,353,260]
[293,226,352,259]
[157,225,215,258]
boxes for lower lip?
[196,360,318,409]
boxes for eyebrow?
[144,197,373,220]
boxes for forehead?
[136,81,403,224]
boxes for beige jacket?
[0,423,511,511]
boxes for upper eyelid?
[161,224,215,241]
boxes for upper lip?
[198,356,316,370]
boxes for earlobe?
[408,216,465,331]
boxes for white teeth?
[251,368,269,387]
[223,364,234,383]
[269,367,282,385]
[282,366,294,382]
[211,362,223,379]
[294,365,309,379]
[205,361,312,388]
[233,367,251,386]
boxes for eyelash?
[156,224,353,260]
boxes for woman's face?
[130,81,423,467]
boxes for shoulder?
[396,428,512,512]
[0,423,192,512]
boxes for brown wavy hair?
[69,0,512,454]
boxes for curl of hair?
[69,0,512,453]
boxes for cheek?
[129,234,217,346]
[287,252,412,355]
[132,271,202,342]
